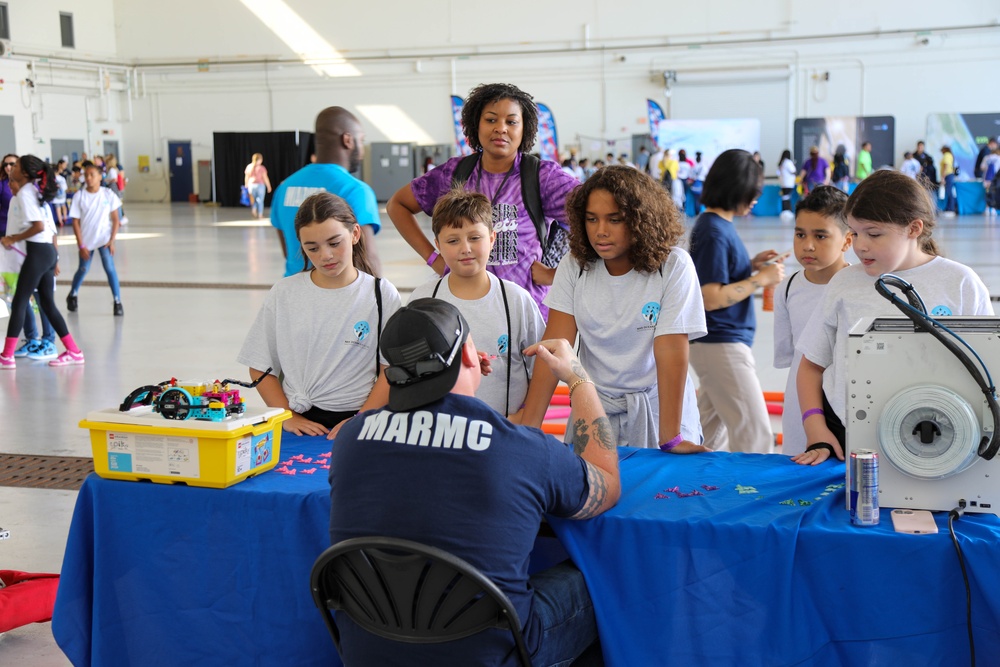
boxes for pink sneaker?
[49,350,85,367]
[0,354,14,370]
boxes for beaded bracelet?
[567,378,594,402]
[659,433,684,452]
[801,407,825,423]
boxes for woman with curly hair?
[519,165,710,453]
[688,149,786,453]
[386,82,579,318]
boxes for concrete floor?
[1,201,998,664]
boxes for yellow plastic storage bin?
[80,406,291,488]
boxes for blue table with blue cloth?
[549,448,1000,667]
[52,435,1000,666]
[52,434,342,666]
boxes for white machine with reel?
[846,316,1000,516]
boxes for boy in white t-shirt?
[409,187,544,416]
[772,186,851,456]
[67,161,124,316]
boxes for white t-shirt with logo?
[546,248,707,444]
[69,187,122,250]
[237,271,401,413]
[409,272,544,416]
[797,259,993,422]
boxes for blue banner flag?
[536,102,559,162]
[647,99,665,147]
[450,95,472,155]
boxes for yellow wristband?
[567,378,594,402]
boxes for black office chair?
[310,536,533,666]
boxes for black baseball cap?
[380,298,469,411]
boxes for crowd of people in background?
[0,150,129,368]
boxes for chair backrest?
[310,536,533,666]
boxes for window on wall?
[59,12,74,48]
[0,3,10,41]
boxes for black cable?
[948,504,975,667]
[875,276,1000,460]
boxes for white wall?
[0,0,121,161]
[3,1,1000,200]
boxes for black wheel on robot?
[159,388,192,420]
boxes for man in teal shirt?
[856,141,873,181]
[270,107,382,276]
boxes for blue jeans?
[22,290,55,343]
[529,562,603,667]
[945,174,957,212]
[70,245,121,300]
[250,183,266,216]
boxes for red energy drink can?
[850,449,879,526]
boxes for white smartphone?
[890,509,938,534]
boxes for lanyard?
[475,155,516,206]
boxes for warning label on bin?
[106,431,200,479]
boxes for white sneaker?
[942,211,957,218]
[49,350,85,367]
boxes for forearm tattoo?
[573,461,609,519]
[593,416,614,451]
[572,418,589,456]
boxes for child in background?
[772,186,851,457]
[794,170,992,465]
[237,192,401,438]
[409,187,544,416]
[520,165,710,453]
[688,149,786,453]
[67,161,124,316]
[51,159,68,226]
[900,152,921,180]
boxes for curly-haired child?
[519,165,710,453]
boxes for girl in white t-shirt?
[1,155,85,368]
[237,192,401,438]
[520,165,710,453]
[795,170,993,465]
[67,162,124,316]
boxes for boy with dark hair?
[773,186,851,456]
[408,187,544,417]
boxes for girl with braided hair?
[1,155,85,368]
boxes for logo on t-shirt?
[354,321,371,342]
[930,305,953,317]
[497,334,509,356]
[641,302,660,325]
[489,203,518,266]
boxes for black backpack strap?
[374,277,383,379]
[784,270,799,301]
[451,153,481,187]
[431,278,443,298]
[518,153,546,243]
[497,278,515,416]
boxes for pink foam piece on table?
[544,407,572,421]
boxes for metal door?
[51,138,85,164]
[168,141,193,202]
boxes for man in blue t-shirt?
[329,299,620,666]
[270,107,381,276]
